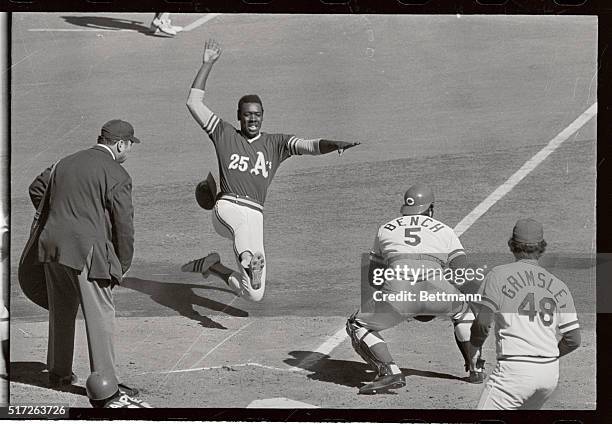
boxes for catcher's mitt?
[195,172,218,210]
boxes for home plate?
[247,397,319,408]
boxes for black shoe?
[359,372,406,395]
[118,383,139,397]
[465,358,486,384]
[92,390,152,408]
[181,252,221,277]
[466,370,486,384]
[49,372,77,388]
[104,392,152,408]
[248,252,265,290]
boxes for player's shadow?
[60,16,155,36]
[10,361,88,396]
[122,277,249,330]
[284,351,465,389]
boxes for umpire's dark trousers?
[43,251,116,380]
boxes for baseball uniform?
[474,259,580,409]
[346,189,481,393]
[186,43,359,302]
[362,213,471,327]
[188,89,322,301]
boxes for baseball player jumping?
[182,39,360,301]
[346,184,484,395]
[469,218,581,409]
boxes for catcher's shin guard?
[346,312,393,375]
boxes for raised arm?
[186,39,223,129]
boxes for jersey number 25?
[228,152,269,177]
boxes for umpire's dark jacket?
[29,145,134,284]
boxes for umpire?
[28,120,150,408]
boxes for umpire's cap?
[101,119,141,144]
[400,183,434,215]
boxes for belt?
[498,356,559,364]
[218,193,263,213]
[386,253,445,267]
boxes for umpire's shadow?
[10,361,87,396]
[284,351,465,388]
[60,16,154,35]
[122,277,248,330]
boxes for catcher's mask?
[400,183,434,215]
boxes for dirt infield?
[9,13,596,411]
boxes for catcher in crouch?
[181,39,360,302]
[346,183,484,394]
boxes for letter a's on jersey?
[204,114,302,206]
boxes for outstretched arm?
[287,138,360,156]
[319,139,360,155]
[187,39,222,129]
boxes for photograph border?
[2,1,609,422]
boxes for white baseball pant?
[212,198,266,302]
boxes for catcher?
[346,183,484,394]
[182,39,360,302]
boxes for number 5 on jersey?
[404,227,422,246]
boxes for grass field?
[9,13,596,410]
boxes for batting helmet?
[195,172,218,210]
[400,183,434,215]
[86,372,119,401]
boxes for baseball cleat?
[466,370,486,384]
[249,252,265,290]
[160,15,183,33]
[358,373,406,395]
[118,383,139,397]
[181,252,220,277]
[150,18,177,36]
[103,392,152,408]
[465,358,486,384]
[48,372,78,388]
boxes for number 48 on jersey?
[518,292,556,327]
